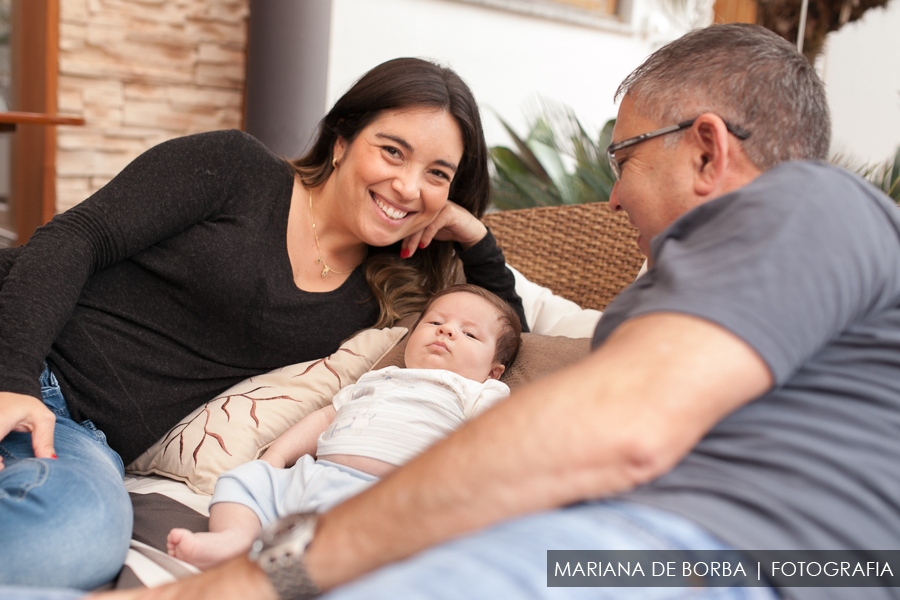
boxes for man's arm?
[95,311,772,600]
[306,312,773,587]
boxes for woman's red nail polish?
[418,242,425,249]
[400,249,410,258]
[51,454,58,459]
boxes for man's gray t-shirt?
[593,161,900,600]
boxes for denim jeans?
[0,589,84,600]
[0,497,781,600]
[323,500,781,600]
[0,366,132,590]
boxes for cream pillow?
[126,326,408,495]
[508,265,602,338]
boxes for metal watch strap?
[259,554,321,600]
[250,513,322,600]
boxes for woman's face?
[332,107,465,248]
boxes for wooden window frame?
[9,0,61,245]
[451,0,622,28]
[713,0,757,24]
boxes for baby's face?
[404,292,506,382]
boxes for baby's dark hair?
[412,283,522,369]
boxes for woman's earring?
[332,156,339,169]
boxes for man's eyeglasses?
[606,118,751,181]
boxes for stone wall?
[55,0,248,212]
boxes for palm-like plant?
[832,146,900,203]
[869,147,900,202]
[490,107,616,211]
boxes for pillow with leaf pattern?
[126,326,408,495]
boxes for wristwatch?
[248,512,322,600]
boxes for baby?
[167,283,522,568]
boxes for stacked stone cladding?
[55,0,249,212]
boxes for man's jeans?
[0,500,783,600]
[0,366,132,589]
[324,500,781,600]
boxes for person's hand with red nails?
[400,199,487,258]
[0,391,57,471]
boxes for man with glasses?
[99,23,898,600]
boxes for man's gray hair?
[615,23,830,170]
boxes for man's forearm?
[304,313,772,591]
[93,555,277,600]
[305,365,620,588]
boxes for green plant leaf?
[831,145,900,204]
[495,115,553,186]
[489,104,616,210]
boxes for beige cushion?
[373,315,591,390]
[499,333,591,388]
[509,265,602,338]
[126,326,408,495]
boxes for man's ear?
[689,114,732,198]
[488,363,506,381]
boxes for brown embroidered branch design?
[161,348,365,465]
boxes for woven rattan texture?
[483,203,644,311]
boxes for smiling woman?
[0,57,526,591]
[290,58,500,327]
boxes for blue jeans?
[0,499,781,600]
[324,500,781,600]
[0,367,132,590]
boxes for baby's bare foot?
[167,528,200,564]
[167,527,248,570]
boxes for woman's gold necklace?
[308,188,365,278]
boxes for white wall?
[326,0,691,148]
[821,0,900,164]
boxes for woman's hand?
[0,391,56,470]
[402,200,487,258]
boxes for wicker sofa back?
[483,203,644,311]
